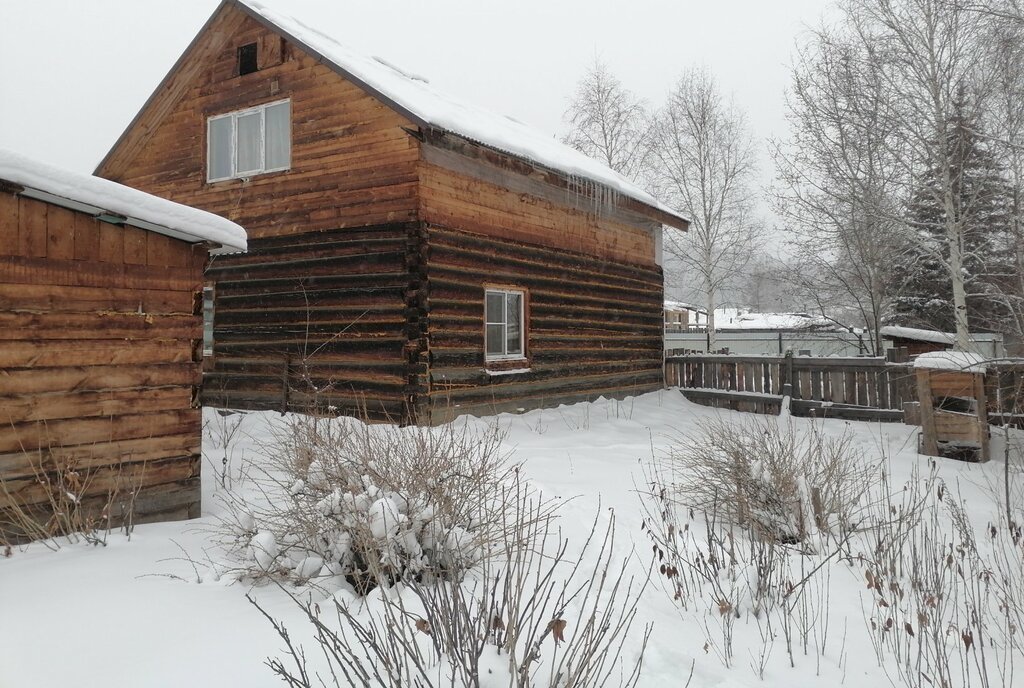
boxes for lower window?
[485,288,525,361]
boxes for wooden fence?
[665,352,916,421]
[665,351,1024,423]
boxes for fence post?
[781,350,794,398]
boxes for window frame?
[484,287,527,363]
[206,98,291,183]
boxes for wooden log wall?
[99,9,421,240]
[419,137,658,267]
[0,191,205,539]
[424,225,664,421]
[203,222,424,422]
[666,354,918,411]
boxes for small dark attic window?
[238,43,258,76]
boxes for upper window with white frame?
[207,99,291,182]
[485,288,526,361]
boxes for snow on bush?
[216,414,519,594]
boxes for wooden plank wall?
[203,222,424,422]
[101,10,421,239]
[425,225,664,421]
[419,142,658,268]
[0,191,205,538]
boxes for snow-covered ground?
[1,391,1019,687]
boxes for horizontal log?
[0,433,200,481]
[0,363,198,396]
[1,387,193,425]
[0,339,195,368]
[427,227,662,283]
[0,312,200,340]
[0,409,200,454]
[1,455,199,510]
[0,283,194,314]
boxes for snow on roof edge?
[913,350,988,373]
[0,148,247,253]
[879,325,954,345]
[236,0,689,230]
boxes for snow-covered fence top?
[0,148,247,254]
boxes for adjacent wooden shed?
[0,150,246,539]
[914,351,990,462]
[95,0,689,424]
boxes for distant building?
[880,326,1005,358]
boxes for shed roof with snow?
[0,148,247,253]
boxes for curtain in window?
[506,293,522,355]
[208,117,233,180]
[235,111,262,174]
[265,101,291,170]
[485,292,505,357]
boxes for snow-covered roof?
[719,312,839,331]
[879,325,955,345]
[913,350,988,373]
[234,0,688,229]
[0,148,246,254]
[664,300,704,313]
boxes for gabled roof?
[98,0,688,231]
[1,148,247,253]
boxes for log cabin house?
[0,149,246,538]
[96,0,689,424]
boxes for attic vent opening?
[238,43,258,76]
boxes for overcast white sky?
[0,0,830,177]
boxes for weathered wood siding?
[424,225,664,421]
[97,4,665,422]
[419,138,658,267]
[100,8,421,238]
[0,191,205,538]
[204,222,426,422]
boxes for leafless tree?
[562,60,653,183]
[771,26,913,355]
[651,67,762,351]
[843,0,992,350]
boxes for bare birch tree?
[771,26,913,354]
[562,60,652,183]
[652,67,761,351]
[843,0,991,350]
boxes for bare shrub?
[641,415,870,675]
[252,488,651,688]
[860,460,1024,688]
[1,447,142,551]
[215,413,545,594]
[663,416,872,544]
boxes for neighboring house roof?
[0,148,247,253]
[879,325,955,345]
[664,300,705,313]
[720,312,840,331]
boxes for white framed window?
[207,99,291,182]
[485,288,526,361]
